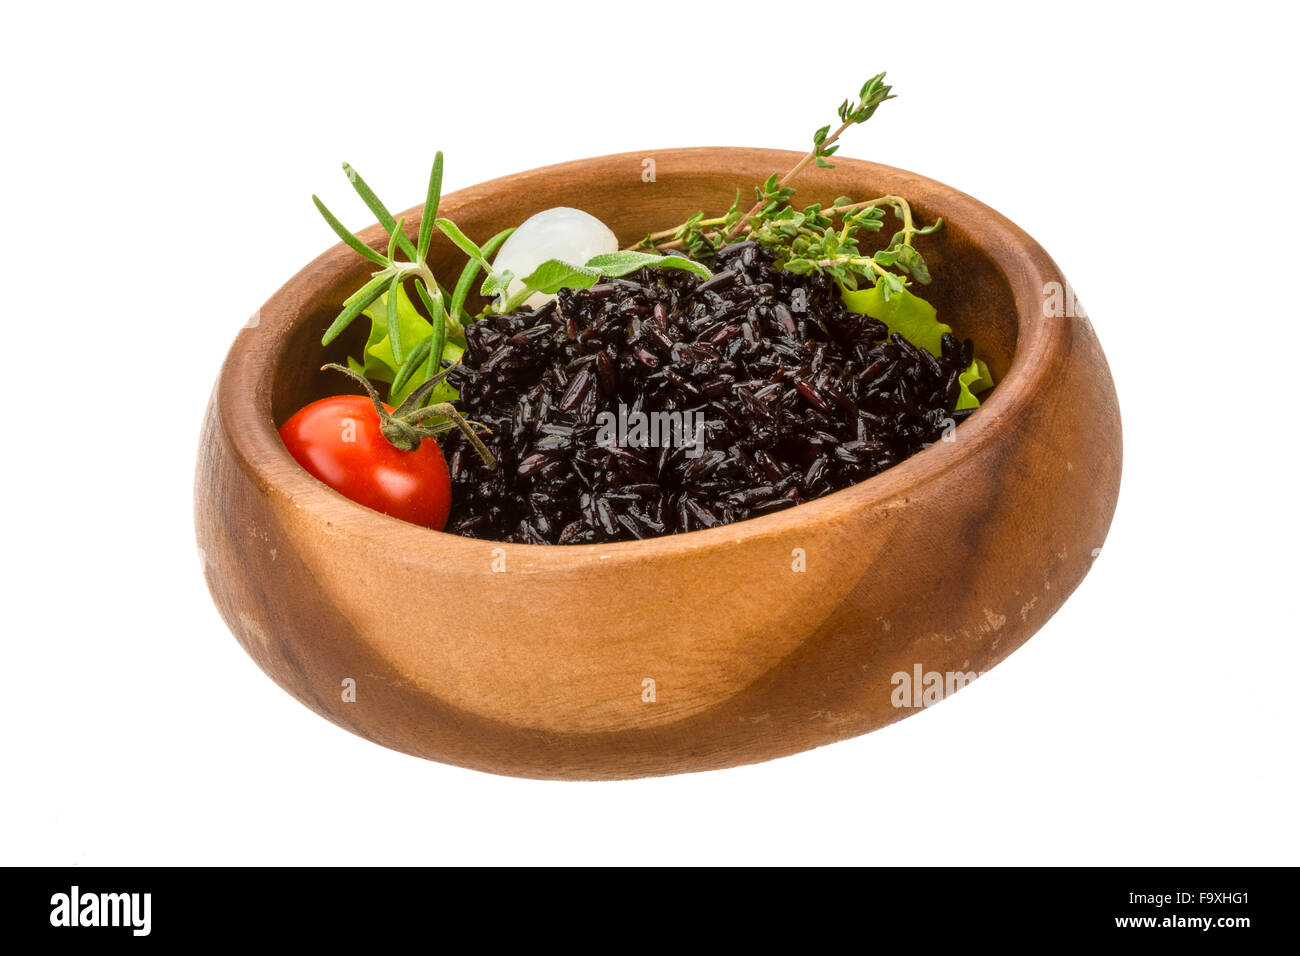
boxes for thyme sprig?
[631,72,940,299]
[725,72,894,241]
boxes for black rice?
[442,242,980,544]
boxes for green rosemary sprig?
[314,154,456,373]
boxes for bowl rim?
[216,147,1066,565]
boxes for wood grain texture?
[194,148,1122,779]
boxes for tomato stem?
[321,364,497,469]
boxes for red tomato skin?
[278,395,452,530]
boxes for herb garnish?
[310,70,988,422]
[631,72,941,302]
[313,153,472,404]
[313,160,712,408]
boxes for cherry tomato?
[278,395,452,530]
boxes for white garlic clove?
[491,207,618,309]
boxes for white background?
[2,1,1296,865]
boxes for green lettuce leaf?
[956,358,993,410]
[359,281,429,382]
[840,284,950,356]
[841,284,994,409]
[345,281,464,405]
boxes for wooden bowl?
[195,148,1121,779]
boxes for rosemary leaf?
[312,195,388,266]
[450,226,515,323]
[434,218,488,268]
[342,163,417,261]
[417,152,444,263]
[321,272,390,345]
[386,273,404,364]
[390,336,431,396]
